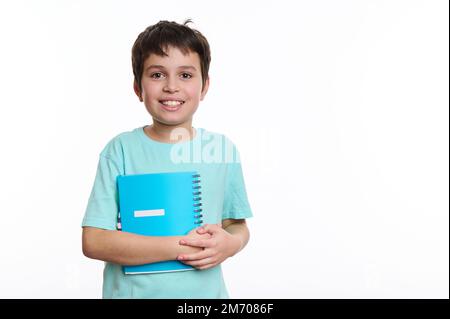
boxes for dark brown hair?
[132,19,211,93]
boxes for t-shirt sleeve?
[81,154,122,230]
[222,148,253,220]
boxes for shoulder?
[199,128,241,163]
[199,128,238,148]
[99,127,142,160]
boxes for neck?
[146,120,196,143]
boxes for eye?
[150,72,165,79]
[181,73,192,79]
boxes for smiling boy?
[81,20,253,298]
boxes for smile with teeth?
[160,100,184,106]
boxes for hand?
[177,223,242,270]
[178,227,212,256]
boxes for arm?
[177,219,250,270]
[82,226,209,265]
[222,218,250,255]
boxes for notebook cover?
[117,171,201,274]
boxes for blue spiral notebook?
[117,171,203,275]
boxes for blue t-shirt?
[82,126,253,298]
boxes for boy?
[81,20,253,298]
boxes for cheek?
[186,85,203,99]
[141,86,160,101]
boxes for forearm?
[223,222,250,256]
[82,227,188,265]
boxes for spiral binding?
[117,212,122,231]
[192,173,203,225]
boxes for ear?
[200,76,210,101]
[133,80,143,102]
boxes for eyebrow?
[145,65,197,72]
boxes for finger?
[179,238,214,248]
[183,257,216,267]
[177,250,211,262]
[201,223,221,234]
[196,226,207,234]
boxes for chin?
[154,117,190,127]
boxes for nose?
[163,77,180,93]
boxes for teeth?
[161,100,183,106]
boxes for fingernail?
[180,240,186,245]
[178,256,184,260]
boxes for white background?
[0,0,448,298]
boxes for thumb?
[196,224,209,234]
[200,223,221,234]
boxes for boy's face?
[134,46,209,128]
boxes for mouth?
[159,100,185,112]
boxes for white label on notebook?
[134,209,165,218]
